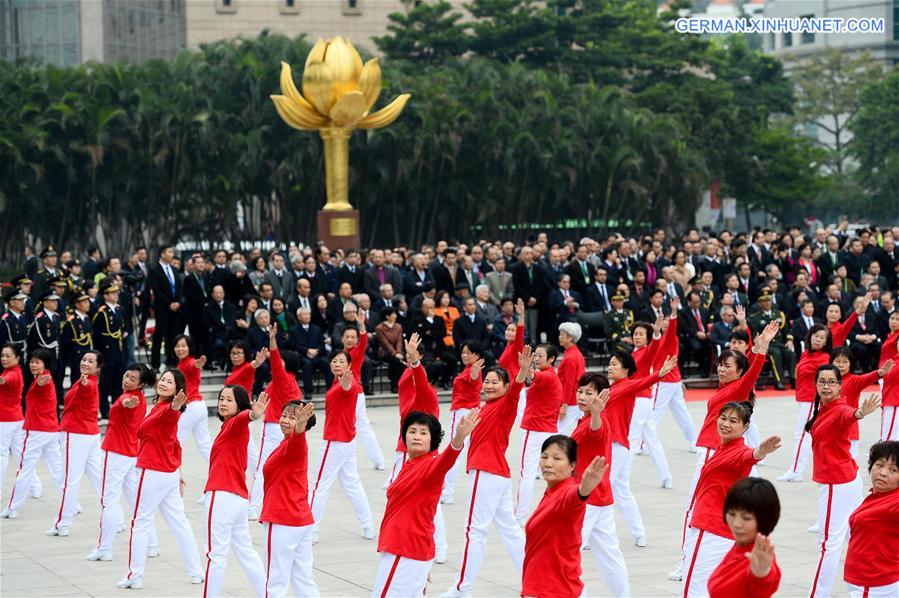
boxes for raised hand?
[578,456,608,497]
[669,296,681,314]
[471,358,485,379]
[121,395,140,409]
[338,370,354,390]
[746,533,775,579]
[196,355,207,369]
[658,355,678,378]
[404,333,422,365]
[588,388,610,416]
[36,372,51,387]
[516,345,534,382]
[453,408,480,447]
[754,320,779,353]
[755,435,782,459]
[269,326,278,349]
[515,298,525,320]
[859,393,881,418]
[855,292,873,315]
[252,348,269,368]
[735,305,746,324]
[294,402,315,433]
[652,313,665,335]
[80,373,89,386]
[171,389,188,411]
[0,375,6,385]
[251,391,270,420]
[878,359,894,377]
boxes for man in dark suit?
[452,298,491,355]
[710,305,738,354]
[202,284,236,369]
[722,273,750,309]
[639,289,669,323]
[511,246,546,343]
[183,254,211,360]
[873,289,894,340]
[548,274,582,329]
[410,297,455,387]
[315,245,338,296]
[327,283,355,324]
[146,244,184,368]
[263,252,296,300]
[433,248,461,296]
[816,234,844,282]
[336,249,365,294]
[791,299,823,360]
[843,238,869,286]
[403,253,436,297]
[678,291,711,375]
[565,244,595,299]
[363,248,403,301]
[585,266,615,313]
[288,307,331,397]
[848,295,881,371]
[298,254,330,298]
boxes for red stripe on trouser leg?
[264,523,273,598]
[515,431,529,511]
[863,587,869,598]
[792,404,814,471]
[885,407,897,440]
[96,451,109,549]
[309,441,331,508]
[682,529,704,598]
[126,469,147,580]
[380,555,402,598]
[455,470,481,592]
[203,491,216,598]
[810,484,834,597]
[7,430,30,508]
[54,432,70,529]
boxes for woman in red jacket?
[830,347,894,462]
[174,335,212,463]
[203,385,268,598]
[223,340,268,394]
[843,440,899,597]
[89,363,158,562]
[261,399,317,598]
[49,350,105,536]
[374,408,479,597]
[117,369,203,590]
[681,402,781,598]
[780,293,869,482]
[806,364,881,598]
[0,343,25,502]
[879,312,899,440]
[707,477,782,598]
[520,435,607,598]
[3,349,64,519]
[445,347,532,598]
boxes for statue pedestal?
[317,209,360,250]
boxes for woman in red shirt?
[520,435,607,598]
[830,347,894,462]
[0,343,25,502]
[89,363,159,562]
[707,477,782,598]
[3,349,64,519]
[879,312,899,441]
[223,340,267,394]
[202,385,268,598]
[308,350,374,543]
[843,440,899,597]
[174,335,212,463]
[556,321,585,436]
[49,350,105,537]
[781,294,868,482]
[806,364,881,598]
[681,402,781,598]
[261,399,317,597]
[445,347,532,598]
[441,338,485,505]
[118,369,203,590]
[374,408,479,597]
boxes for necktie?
[527,267,533,284]
[470,315,475,323]
[378,267,385,284]
[165,265,175,295]
[873,301,879,313]
[600,285,608,309]
[806,317,813,329]
[386,299,392,308]
[860,315,866,331]
[694,310,703,330]
[733,292,739,306]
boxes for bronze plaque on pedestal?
[317,209,360,250]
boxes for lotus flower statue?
[271,37,411,211]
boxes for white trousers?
[677,447,717,561]
[203,490,265,598]
[6,429,64,512]
[847,582,899,598]
[582,504,630,598]
[785,402,815,478]
[630,396,672,483]
[514,429,552,522]
[372,552,432,598]
[249,422,283,511]
[264,522,318,598]
[124,468,202,583]
[650,382,697,448]
[810,477,863,598]
[385,450,447,556]
[611,441,645,541]
[558,405,582,436]
[448,470,525,597]
[356,392,385,468]
[682,527,732,598]
[881,406,898,441]
[0,420,36,501]
[441,408,471,502]
[97,450,157,553]
[309,439,373,533]
[386,451,407,487]
[53,431,103,530]
[177,401,212,462]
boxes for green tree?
[374,1,469,65]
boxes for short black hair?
[719,401,754,425]
[462,341,484,358]
[537,343,559,365]
[611,350,636,377]
[125,363,157,387]
[541,434,577,464]
[29,348,54,369]
[280,349,300,375]
[217,385,252,422]
[283,399,316,430]
[723,477,780,536]
[867,440,899,473]
[401,411,444,452]
[829,346,857,371]
[331,350,352,365]
[83,349,103,369]
[578,372,609,393]
[484,365,509,384]
[717,349,749,374]
[2,343,22,360]
[173,334,192,353]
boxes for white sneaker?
[117,577,143,589]
[117,525,125,534]
[661,478,674,489]
[75,503,83,514]
[667,561,684,581]
[190,576,204,584]
[29,491,42,499]
[374,463,386,471]
[247,507,259,521]
[195,494,205,505]
[0,508,18,519]
[807,522,819,534]
[435,552,447,564]
[635,536,647,547]
[440,496,454,505]
[363,527,375,540]
[86,549,113,561]
[311,532,320,544]
[147,547,160,558]
[46,526,70,537]
[777,472,802,482]
[688,446,698,454]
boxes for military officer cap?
[98,278,120,295]
[10,274,31,286]
[72,290,90,303]
[40,246,57,258]
[49,276,67,288]
[66,259,81,268]
[3,288,28,303]
[611,293,626,302]
[690,276,702,285]
[757,293,773,302]
[38,289,61,302]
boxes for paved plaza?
[0,390,884,597]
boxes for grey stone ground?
[1,391,882,597]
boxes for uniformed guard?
[747,292,795,391]
[31,246,61,300]
[1,287,29,359]
[604,293,635,352]
[48,276,69,314]
[10,274,36,326]
[60,290,93,382]
[92,278,126,419]
[27,289,64,408]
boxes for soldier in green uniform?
[747,292,795,391]
[30,246,61,300]
[60,290,93,382]
[603,293,635,353]
[92,278,125,419]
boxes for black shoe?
[774,382,786,391]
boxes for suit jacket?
[410,314,449,357]
[816,251,844,282]
[710,321,735,351]
[147,262,183,310]
[679,307,710,340]
[640,304,668,324]
[288,323,326,357]
[458,268,485,296]
[336,265,364,294]
[474,300,498,323]
[403,268,435,297]
[433,264,460,295]
[791,315,823,350]
[210,265,231,289]
[585,282,615,313]
[363,265,404,300]
[565,260,595,298]
[511,262,546,304]
[298,272,331,298]
[485,271,513,306]
[548,288,583,319]
[202,300,236,342]
[264,269,296,301]
[849,312,879,342]
[452,312,490,348]
[183,271,210,318]
[723,290,750,309]
[327,296,354,324]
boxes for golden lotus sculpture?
[271,37,411,211]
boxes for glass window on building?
[343,0,361,14]
[783,31,792,47]
[894,0,898,41]
[800,14,815,44]
[0,0,81,65]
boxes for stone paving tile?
[1,392,885,597]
